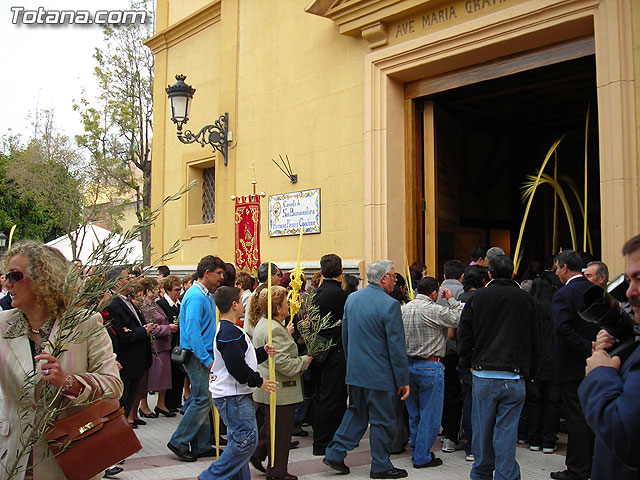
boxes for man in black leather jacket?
[458,254,536,480]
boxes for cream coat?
[0,309,123,480]
[252,317,308,406]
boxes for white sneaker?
[529,445,541,451]
[465,453,474,462]
[542,446,557,454]
[442,438,461,453]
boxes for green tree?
[75,0,155,264]
[5,110,127,258]
[0,148,64,243]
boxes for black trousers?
[310,347,348,451]
[390,394,409,452]
[165,360,186,410]
[120,365,144,417]
[441,353,462,441]
[526,380,561,448]
[559,380,594,478]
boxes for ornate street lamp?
[166,74,230,166]
[0,231,7,253]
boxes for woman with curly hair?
[250,286,312,480]
[0,241,123,479]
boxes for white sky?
[0,0,143,144]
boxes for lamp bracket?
[177,112,229,166]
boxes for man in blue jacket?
[578,234,640,480]
[168,255,225,462]
[323,260,410,479]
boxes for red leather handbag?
[45,399,141,480]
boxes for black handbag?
[171,346,192,364]
[170,310,212,364]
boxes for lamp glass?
[170,95,190,123]
[0,233,6,248]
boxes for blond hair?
[249,285,288,327]
[1,240,72,319]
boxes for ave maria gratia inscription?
[392,0,510,41]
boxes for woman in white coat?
[0,241,123,479]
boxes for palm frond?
[513,135,566,273]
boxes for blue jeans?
[325,386,396,473]
[199,394,257,480]
[404,359,444,465]
[471,376,525,480]
[181,392,192,414]
[170,355,212,454]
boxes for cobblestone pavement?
[115,396,566,480]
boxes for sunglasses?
[6,271,25,283]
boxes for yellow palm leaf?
[523,173,577,251]
[514,135,566,273]
[558,174,593,254]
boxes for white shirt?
[163,292,180,308]
[118,293,143,326]
[565,274,583,286]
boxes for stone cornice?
[144,1,221,53]
[305,0,439,49]
[305,0,429,36]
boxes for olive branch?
[297,293,342,357]
[1,182,195,479]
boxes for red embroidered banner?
[235,195,261,273]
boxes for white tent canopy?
[45,224,143,265]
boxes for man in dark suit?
[105,268,154,420]
[0,293,13,310]
[323,260,410,479]
[550,250,599,480]
[310,253,349,456]
[157,274,184,412]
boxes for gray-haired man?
[323,260,410,479]
[584,261,609,287]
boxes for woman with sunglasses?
[0,241,123,479]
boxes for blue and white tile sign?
[268,188,321,237]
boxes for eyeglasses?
[6,271,24,283]
[276,272,283,277]
[384,273,397,280]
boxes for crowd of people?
[0,237,639,480]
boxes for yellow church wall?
[231,0,368,268]
[148,0,369,270]
[632,1,640,226]
[167,0,211,28]
[148,0,639,276]
[147,6,222,266]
